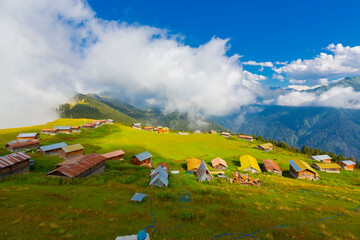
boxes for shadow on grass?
[232,160,240,167]
[282,170,293,179]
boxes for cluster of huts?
[132,123,169,133]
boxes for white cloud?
[286,85,313,91]
[289,79,306,84]
[242,60,274,67]
[274,43,360,84]
[0,0,265,128]
[275,86,360,108]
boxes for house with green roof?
[257,143,273,151]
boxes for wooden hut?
[59,144,84,159]
[39,142,68,156]
[143,126,154,132]
[17,133,39,141]
[132,151,152,166]
[132,123,142,129]
[41,129,59,135]
[70,126,81,133]
[313,163,341,173]
[310,155,332,163]
[193,130,201,134]
[149,165,169,187]
[82,122,96,129]
[220,132,231,138]
[157,127,169,133]
[196,161,214,182]
[289,159,319,180]
[0,152,31,178]
[47,153,106,178]
[338,160,356,171]
[187,158,202,173]
[6,140,39,152]
[257,143,273,151]
[238,135,253,142]
[156,162,169,172]
[239,155,261,173]
[101,150,125,161]
[262,159,282,175]
[54,126,72,134]
[211,157,227,170]
[106,119,113,124]
[210,130,217,134]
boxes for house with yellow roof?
[238,155,261,173]
[313,163,341,173]
[187,158,202,173]
[289,159,319,180]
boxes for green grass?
[0,119,360,240]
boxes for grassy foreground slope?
[0,119,360,240]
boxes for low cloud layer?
[274,44,360,84]
[0,0,266,128]
[273,86,360,109]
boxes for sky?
[1,0,360,128]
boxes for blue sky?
[88,0,360,86]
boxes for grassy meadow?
[0,118,360,240]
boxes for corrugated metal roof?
[17,133,38,138]
[47,153,106,178]
[0,152,31,169]
[132,123,141,126]
[196,161,214,181]
[289,159,319,176]
[314,163,341,169]
[149,173,169,186]
[150,165,168,179]
[54,126,71,130]
[239,155,261,173]
[134,151,152,161]
[130,193,146,202]
[263,159,282,172]
[311,155,332,161]
[41,129,58,132]
[6,140,39,149]
[187,158,201,171]
[40,142,67,152]
[101,150,125,159]
[61,144,83,153]
[341,160,356,166]
[211,157,227,168]
[71,126,80,129]
[238,135,253,138]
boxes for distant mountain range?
[58,76,360,159]
[58,94,228,132]
[213,76,360,159]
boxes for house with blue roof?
[39,142,68,156]
[132,151,152,166]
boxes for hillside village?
[0,118,360,239]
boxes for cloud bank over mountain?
[0,0,265,128]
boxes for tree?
[301,145,310,154]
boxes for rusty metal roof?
[0,152,31,169]
[263,159,282,172]
[71,126,80,129]
[6,139,39,149]
[156,162,169,169]
[101,150,125,159]
[47,153,106,178]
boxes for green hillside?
[0,119,360,240]
[59,93,228,132]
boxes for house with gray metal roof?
[310,155,332,163]
[17,133,40,140]
[149,165,169,187]
[132,151,152,166]
[132,123,142,129]
[338,160,356,171]
[196,161,214,182]
[54,126,72,134]
[39,142,68,156]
